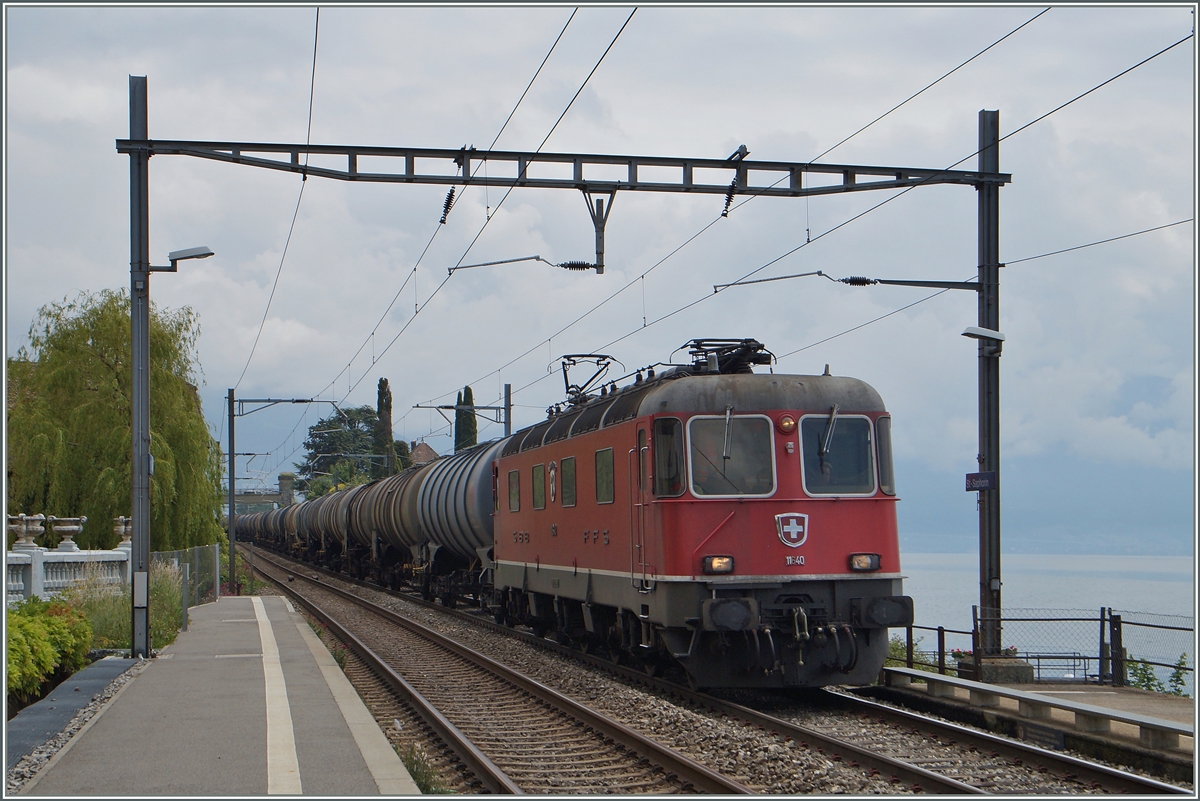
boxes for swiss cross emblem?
[776,513,809,548]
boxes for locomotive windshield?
[801,414,875,495]
[688,415,775,496]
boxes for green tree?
[374,378,397,478]
[294,405,378,493]
[301,458,371,499]
[454,385,478,453]
[394,439,412,471]
[6,289,224,550]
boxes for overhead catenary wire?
[339,7,638,404]
[773,217,1194,358]
[443,32,1193,415]
[312,8,583,407]
[261,9,588,475]
[412,8,1053,410]
[232,7,321,392]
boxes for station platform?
[15,595,419,795]
[871,674,1194,758]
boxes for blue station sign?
[965,471,997,491]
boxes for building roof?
[410,442,438,466]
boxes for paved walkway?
[17,595,419,795]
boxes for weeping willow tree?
[6,289,224,550]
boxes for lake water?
[898,552,1195,693]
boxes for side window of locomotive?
[561,456,577,507]
[800,415,876,495]
[595,448,615,504]
[653,418,684,497]
[876,416,896,496]
[688,416,775,497]
[508,469,520,512]
[532,464,546,510]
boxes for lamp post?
[127,74,216,658]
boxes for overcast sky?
[4,4,1195,556]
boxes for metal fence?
[975,607,1193,694]
[892,607,1193,696]
[151,544,220,609]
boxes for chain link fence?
[969,606,1192,695]
[1110,609,1193,697]
[151,544,220,610]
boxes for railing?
[6,514,133,602]
[894,608,1193,695]
[6,514,220,618]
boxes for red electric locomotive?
[490,339,913,688]
[244,338,913,689]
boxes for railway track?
[248,546,1190,794]
[253,552,750,793]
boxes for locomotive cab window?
[532,464,546,510]
[508,470,520,512]
[800,413,876,495]
[561,456,577,507]
[595,448,614,504]
[688,415,775,497]
[653,418,684,497]
[876,416,896,496]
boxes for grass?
[400,742,451,794]
[59,561,185,651]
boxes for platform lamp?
[129,244,214,658]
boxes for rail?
[883,666,1194,750]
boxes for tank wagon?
[243,339,913,689]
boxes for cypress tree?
[454,390,465,452]
[375,378,396,477]
[461,385,478,450]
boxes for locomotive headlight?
[702,555,735,574]
[777,414,797,434]
[849,553,881,571]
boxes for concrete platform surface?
[19,595,420,795]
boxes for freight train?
[242,339,913,689]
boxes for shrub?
[1126,656,1167,693]
[1167,654,1190,698]
[5,597,92,700]
[6,612,58,699]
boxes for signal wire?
[232,7,321,392]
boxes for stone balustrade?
[6,513,132,601]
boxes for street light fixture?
[128,234,213,659]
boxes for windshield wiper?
[820,404,840,458]
[722,404,733,463]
